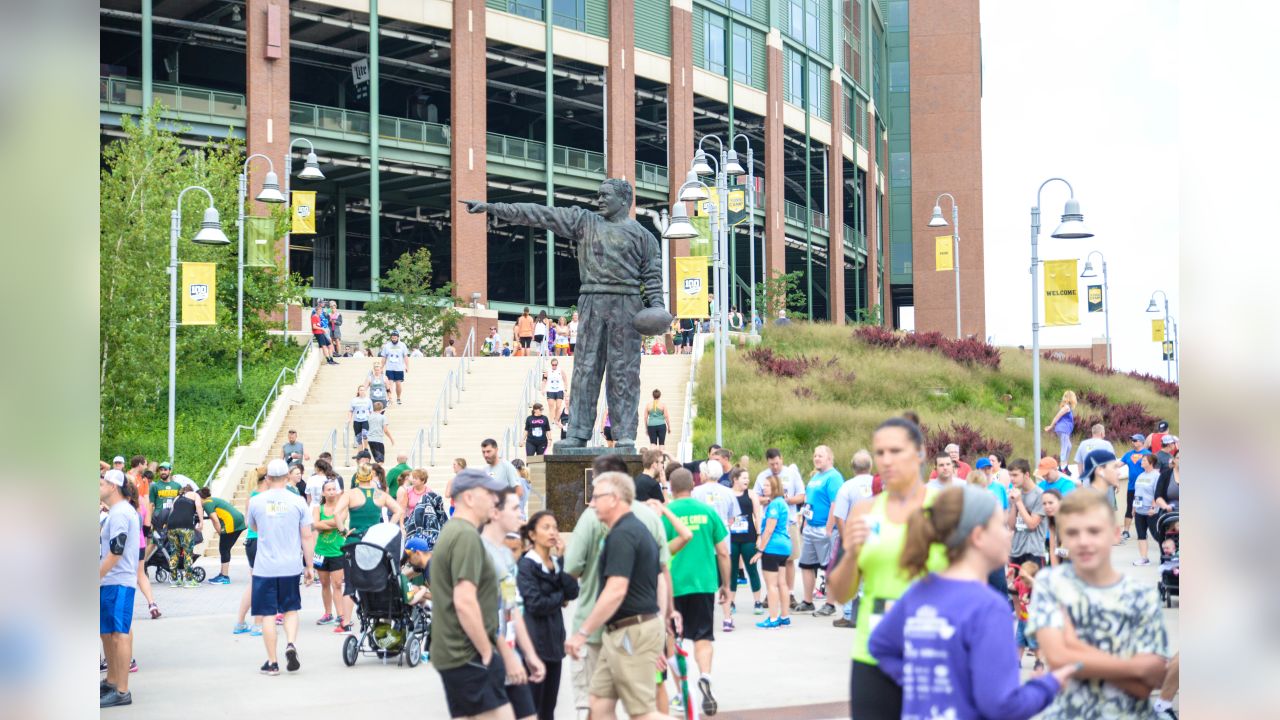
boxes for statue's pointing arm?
[459,200,588,241]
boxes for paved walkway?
[118,523,1178,719]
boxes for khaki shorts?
[571,642,602,711]
[589,617,665,717]
[788,522,802,561]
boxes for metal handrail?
[204,339,314,487]
[409,428,426,468]
[505,354,546,461]
[422,326,476,467]
[320,427,338,456]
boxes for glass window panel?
[889,61,909,92]
[705,13,726,74]
[789,0,805,41]
[732,25,751,83]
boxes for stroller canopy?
[353,522,403,573]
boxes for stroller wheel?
[154,567,169,584]
[341,634,359,667]
[192,567,207,583]
[405,634,423,668]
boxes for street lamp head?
[1051,197,1092,239]
[1145,299,1159,313]
[298,152,326,181]
[193,206,231,245]
[1080,259,1097,278]
[927,204,948,228]
[724,150,746,177]
[691,149,713,176]
[255,171,287,203]
[662,202,698,240]
[678,171,709,202]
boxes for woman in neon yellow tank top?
[828,417,949,719]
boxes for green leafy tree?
[753,269,808,321]
[360,248,461,353]
[100,104,307,440]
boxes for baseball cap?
[451,468,508,495]
[391,329,400,336]
[405,537,431,553]
[353,449,373,461]
[104,469,126,487]
[266,458,291,478]
[158,461,173,469]
[1080,449,1118,482]
[1164,435,1179,445]
[112,456,125,464]
[1156,420,1169,432]
[973,457,992,470]
[1130,434,1145,442]
[1035,456,1058,477]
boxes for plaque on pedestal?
[526,448,642,531]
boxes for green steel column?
[337,187,348,290]
[544,0,556,309]
[803,56,813,319]
[142,0,152,113]
[369,0,381,292]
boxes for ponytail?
[900,486,966,578]
[122,478,139,511]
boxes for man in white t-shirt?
[752,448,806,609]
[828,450,874,628]
[568,311,579,356]
[379,330,409,405]
[246,459,315,676]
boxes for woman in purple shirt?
[869,485,1077,720]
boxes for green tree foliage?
[360,247,461,353]
[100,105,307,441]
[753,269,808,320]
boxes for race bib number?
[730,516,748,533]
[532,427,544,438]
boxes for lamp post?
[658,207,671,307]
[169,186,231,461]
[237,154,287,388]
[1146,290,1172,382]
[927,193,961,338]
[280,138,326,337]
[1031,178,1093,461]
[731,133,758,335]
[1080,250,1112,369]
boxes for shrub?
[922,422,1014,464]
[1071,391,1160,443]
[853,327,1001,370]
[1125,371,1180,398]
[853,325,900,349]
[1040,351,1179,398]
[746,347,817,378]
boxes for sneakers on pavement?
[183,578,201,588]
[260,661,280,676]
[1122,530,1132,540]
[100,680,114,697]
[779,616,792,626]
[232,622,252,634]
[100,690,133,708]
[753,601,764,615]
[250,625,263,637]
[832,618,855,628]
[698,677,718,716]
[208,574,230,585]
[755,617,781,629]
[794,601,816,612]
[285,644,300,672]
[1133,558,1151,566]
[722,618,734,633]
[334,622,353,634]
[814,604,837,617]
[316,614,335,625]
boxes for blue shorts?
[385,369,405,382]
[251,575,303,617]
[99,585,136,635]
[1015,619,1038,650]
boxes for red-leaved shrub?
[921,422,1014,463]
[746,347,817,378]
[854,327,1001,370]
[1040,351,1179,398]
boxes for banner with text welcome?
[1043,259,1079,326]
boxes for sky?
[979,0,1178,379]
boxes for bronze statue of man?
[461,179,665,448]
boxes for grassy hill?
[691,323,1179,469]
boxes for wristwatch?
[575,629,590,639]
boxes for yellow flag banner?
[181,262,217,325]
[674,256,710,319]
[1042,259,1079,327]
[245,216,276,267]
[1151,319,1165,342]
[291,190,316,234]
[935,236,953,272]
[694,188,718,217]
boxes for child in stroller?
[340,522,430,668]
[1155,511,1179,607]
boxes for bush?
[1072,390,1159,443]
[746,347,818,378]
[853,327,1001,369]
[921,422,1014,463]
[1040,351,1179,399]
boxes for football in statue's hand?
[633,307,674,336]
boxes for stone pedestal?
[527,448,642,531]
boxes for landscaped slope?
[693,323,1179,468]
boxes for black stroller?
[340,522,430,668]
[143,528,206,584]
[1153,510,1179,608]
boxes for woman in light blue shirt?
[755,475,793,629]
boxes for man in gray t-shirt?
[481,438,523,504]
[1007,462,1047,563]
[99,470,141,706]
[281,429,307,463]
[246,459,315,675]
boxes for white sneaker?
[1132,558,1151,566]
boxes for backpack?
[404,491,448,550]
[166,494,198,531]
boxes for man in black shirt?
[634,447,666,504]
[565,471,672,720]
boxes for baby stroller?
[340,522,430,668]
[1154,511,1179,607]
[143,528,206,584]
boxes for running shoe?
[149,603,161,619]
[814,604,837,617]
[755,617,780,629]
[698,676,718,716]
[778,617,792,626]
[1122,530,1131,540]
[753,601,764,616]
[275,613,284,625]
[315,613,335,625]
[285,644,300,672]
[100,658,107,672]
[794,601,816,612]
[100,680,114,697]
[722,618,734,633]
[168,579,181,588]
[183,578,201,588]
[832,618,855,629]
[129,659,138,673]
[100,690,132,708]
[250,625,263,637]
[232,622,252,634]
[208,574,230,585]
[1132,558,1151,566]
[397,399,402,405]
[788,597,799,611]
[260,661,280,676]
[334,621,352,634]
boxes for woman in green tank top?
[828,417,949,720]
[335,463,404,631]
[312,478,348,626]
[644,388,671,451]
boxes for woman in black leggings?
[516,510,579,720]
[644,388,671,450]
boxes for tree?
[753,269,808,321]
[360,248,461,353]
[100,105,307,433]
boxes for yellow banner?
[1043,259,1079,327]
[1152,319,1165,342]
[694,188,718,217]
[935,236,953,272]
[674,256,710,319]
[181,262,217,325]
[291,190,316,234]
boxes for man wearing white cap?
[246,459,316,676]
[99,469,140,708]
